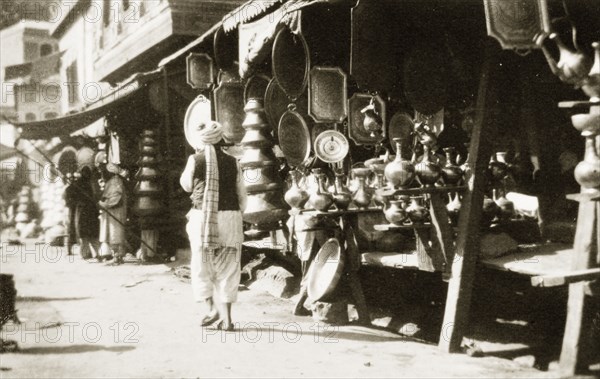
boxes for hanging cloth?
[108,131,121,165]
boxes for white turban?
[195,121,224,147]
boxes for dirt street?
[0,241,552,378]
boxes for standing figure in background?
[98,163,128,265]
[62,173,77,255]
[180,121,246,331]
[74,166,100,261]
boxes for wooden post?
[162,68,173,209]
[559,104,600,377]
[439,42,499,353]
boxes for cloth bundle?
[196,122,224,250]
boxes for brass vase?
[384,138,415,189]
[332,173,352,211]
[308,168,333,212]
[352,167,373,209]
[441,147,463,186]
[284,170,309,209]
[384,199,408,226]
[415,144,441,187]
[406,195,428,224]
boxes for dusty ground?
[0,240,558,378]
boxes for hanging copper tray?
[308,66,348,123]
[244,73,271,103]
[388,111,414,152]
[265,78,308,139]
[278,109,311,167]
[272,27,310,100]
[348,93,386,146]
[214,80,246,145]
[350,0,399,93]
[403,44,448,116]
[213,26,237,72]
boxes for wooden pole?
[439,41,499,353]
[559,104,600,377]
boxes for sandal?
[200,312,219,327]
[215,320,234,332]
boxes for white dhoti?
[186,209,243,303]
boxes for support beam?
[439,41,499,353]
[559,197,598,377]
[531,267,600,287]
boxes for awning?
[159,0,333,74]
[158,0,288,68]
[14,69,162,140]
[222,0,286,32]
[158,22,222,68]
[238,0,329,78]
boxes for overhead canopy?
[14,69,162,140]
[158,0,320,68]
[158,22,223,68]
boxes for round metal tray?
[313,130,349,163]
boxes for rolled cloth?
[197,121,224,250]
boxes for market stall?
[173,0,598,375]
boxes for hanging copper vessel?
[240,98,288,229]
[134,128,163,218]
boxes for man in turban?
[180,121,246,331]
[99,163,129,264]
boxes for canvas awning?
[14,69,162,140]
[158,0,284,67]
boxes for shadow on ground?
[17,297,91,302]
[13,345,135,355]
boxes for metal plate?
[388,112,414,152]
[483,0,550,50]
[272,27,310,100]
[308,66,348,123]
[186,53,214,90]
[348,93,386,145]
[183,95,212,150]
[214,81,246,145]
[278,109,311,167]
[307,238,345,302]
[314,130,349,163]
[214,26,237,71]
[244,73,270,103]
[403,44,448,116]
[265,78,308,140]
